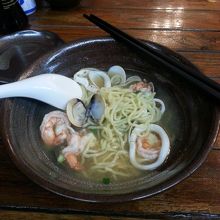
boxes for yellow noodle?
[80,86,162,180]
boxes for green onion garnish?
[102,177,110,185]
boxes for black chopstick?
[84,14,220,102]
[87,14,220,93]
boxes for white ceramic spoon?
[0,74,82,110]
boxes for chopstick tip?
[83,14,90,18]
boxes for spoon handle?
[0,78,36,99]
[0,74,83,110]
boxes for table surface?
[1,0,220,219]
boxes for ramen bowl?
[1,37,219,202]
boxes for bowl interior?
[2,38,218,202]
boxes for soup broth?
[40,66,183,184]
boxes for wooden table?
[1,0,220,219]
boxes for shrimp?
[40,110,94,171]
[62,132,95,171]
[136,132,161,161]
[65,153,82,171]
[62,132,83,170]
[40,111,72,147]
[130,81,154,93]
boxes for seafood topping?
[136,132,162,161]
[66,98,87,127]
[129,124,170,170]
[87,94,106,123]
[39,66,170,181]
[107,65,126,86]
[40,110,93,171]
[73,68,111,93]
[130,81,154,93]
[40,111,71,147]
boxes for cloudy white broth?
[40,66,170,184]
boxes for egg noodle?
[80,86,162,180]
[40,66,170,183]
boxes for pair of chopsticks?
[84,14,220,102]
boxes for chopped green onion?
[90,128,98,136]
[102,177,110,185]
[57,154,65,163]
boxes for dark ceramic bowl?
[0,30,64,83]
[1,37,219,202]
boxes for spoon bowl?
[0,74,82,109]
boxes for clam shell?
[73,68,91,88]
[129,124,170,170]
[88,70,111,89]
[66,98,87,127]
[88,94,106,123]
[123,75,142,87]
[108,65,126,86]
[74,68,111,93]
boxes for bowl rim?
[1,37,220,203]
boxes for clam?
[123,75,142,87]
[66,98,87,127]
[107,65,126,86]
[73,68,111,93]
[73,68,90,83]
[88,70,111,89]
[73,68,96,93]
[154,98,165,114]
[129,124,170,170]
[87,94,106,123]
